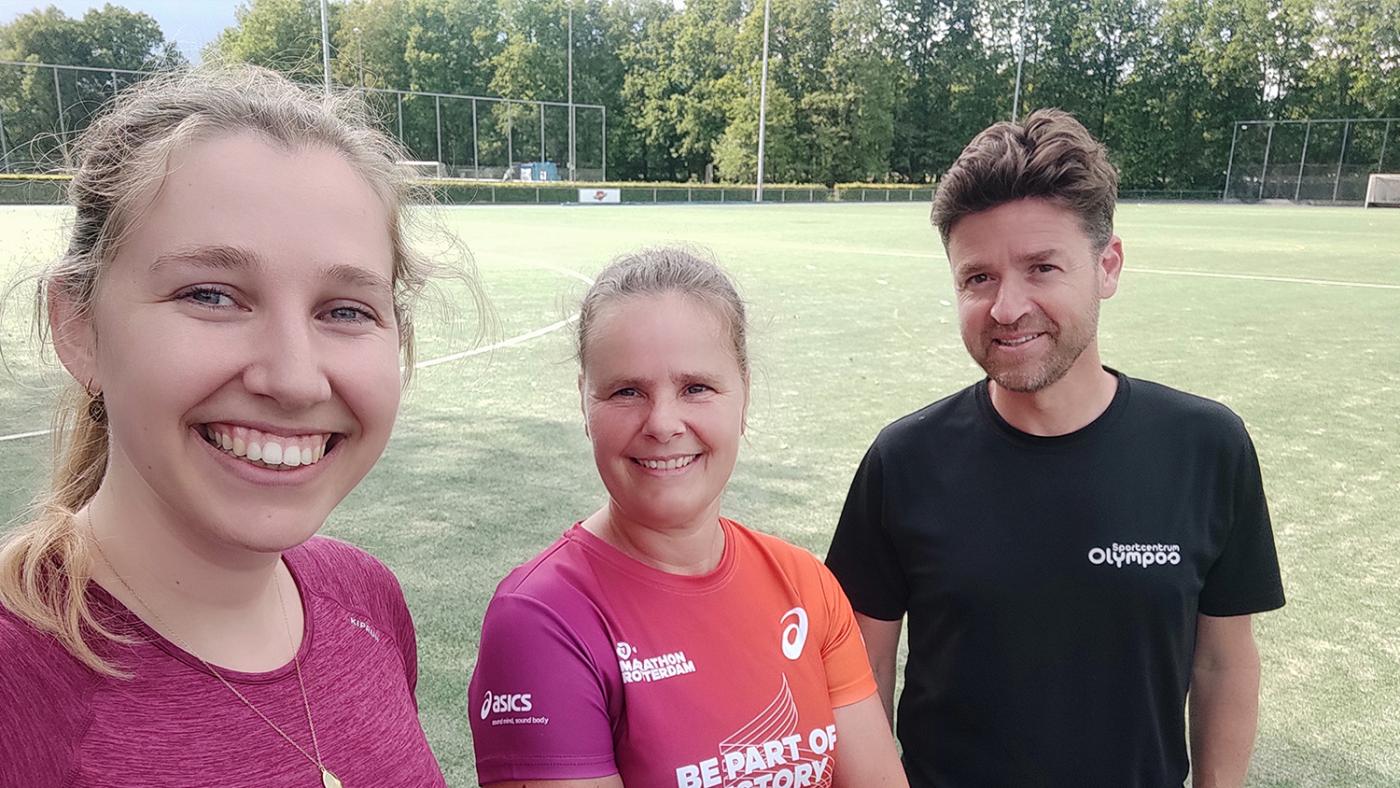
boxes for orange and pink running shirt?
[468,518,878,787]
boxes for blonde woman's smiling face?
[68,131,403,552]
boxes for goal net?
[1364,174,1400,207]
[399,160,445,179]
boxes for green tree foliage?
[208,0,330,81]
[0,5,184,169]
[4,0,1397,186]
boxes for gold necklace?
[88,510,343,788]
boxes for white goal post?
[1364,174,1400,207]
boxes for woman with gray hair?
[468,248,906,788]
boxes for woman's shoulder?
[0,606,96,779]
[287,535,401,595]
[285,536,412,631]
[724,518,844,600]
[491,528,597,599]
[0,604,96,687]
[726,518,827,573]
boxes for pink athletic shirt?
[0,536,445,788]
[468,518,877,787]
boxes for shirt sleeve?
[814,561,879,708]
[824,443,909,621]
[468,591,619,784]
[383,569,421,703]
[1198,431,1286,617]
[0,617,88,788]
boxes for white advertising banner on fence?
[580,188,621,204]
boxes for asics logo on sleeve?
[780,607,809,660]
[479,690,533,719]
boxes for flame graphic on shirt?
[714,675,833,788]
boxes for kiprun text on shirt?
[675,724,838,788]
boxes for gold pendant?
[321,768,343,788]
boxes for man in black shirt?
[825,110,1284,787]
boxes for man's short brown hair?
[931,109,1119,251]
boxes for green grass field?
[2,202,1398,786]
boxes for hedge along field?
[1,202,1398,786]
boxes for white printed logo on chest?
[675,675,837,787]
[348,615,381,641]
[615,640,698,684]
[1087,542,1182,568]
[780,607,809,660]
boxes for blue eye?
[685,384,712,395]
[325,305,375,323]
[181,287,236,308]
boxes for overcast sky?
[0,1,240,63]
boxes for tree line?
[2,0,1397,188]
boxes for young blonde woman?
[468,248,907,788]
[0,66,448,787]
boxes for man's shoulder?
[1125,375,1250,440]
[873,382,983,452]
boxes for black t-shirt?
[825,371,1285,788]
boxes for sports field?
[1,201,1397,786]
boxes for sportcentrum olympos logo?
[1087,542,1182,568]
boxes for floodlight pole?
[755,0,772,203]
[1011,0,1029,120]
[52,67,68,165]
[1332,120,1350,202]
[0,102,10,173]
[1258,122,1274,200]
[1379,120,1392,172]
[354,27,364,88]
[567,6,574,174]
[320,0,332,94]
[1295,121,1311,201]
[1223,122,1240,202]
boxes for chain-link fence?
[0,60,606,180]
[1223,118,1398,203]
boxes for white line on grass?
[1132,267,1400,290]
[413,315,577,369]
[0,266,597,445]
[0,429,51,443]
[797,246,1400,290]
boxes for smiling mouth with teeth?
[633,455,699,471]
[201,423,338,470]
[993,333,1044,347]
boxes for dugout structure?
[1223,118,1398,204]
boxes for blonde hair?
[0,64,444,675]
